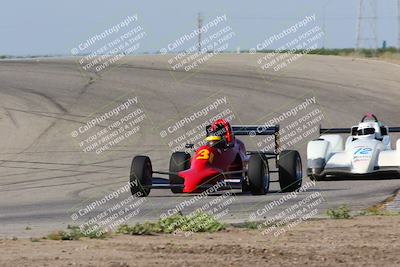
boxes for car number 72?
[354,147,372,155]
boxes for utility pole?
[322,1,331,49]
[398,0,400,52]
[197,13,203,53]
[355,0,378,53]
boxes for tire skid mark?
[0,74,97,169]
[0,169,122,189]
[2,107,88,124]
[0,164,121,178]
[7,85,68,113]
[3,107,19,128]
[66,177,129,200]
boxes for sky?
[1,0,398,56]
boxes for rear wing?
[232,125,279,136]
[319,126,400,135]
[232,125,280,154]
[319,127,351,134]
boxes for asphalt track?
[1,54,400,237]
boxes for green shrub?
[233,221,260,229]
[326,205,351,219]
[47,225,108,240]
[117,211,225,235]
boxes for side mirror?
[380,127,388,135]
[205,125,212,136]
[185,143,194,149]
[351,127,358,136]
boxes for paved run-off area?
[0,54,400,237]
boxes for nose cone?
[351,146,374,174]
[180,167,221,193]
[180,145,223,193]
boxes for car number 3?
[196,149,214,163]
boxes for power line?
[356,0,378,51]
[197,12,203,53]
[398,0,400,51]
[230,16,396,21]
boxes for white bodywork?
[307,120,400,177]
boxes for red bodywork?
[178,120,248,193]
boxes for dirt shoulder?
[0,215,399,267]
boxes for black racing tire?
[169,152,191,193]
[130,156,152,197]
[241,179,251,193]
[278,150,302,192]
[309,174,323,181]
[248,154,270,195]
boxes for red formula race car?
[129,119,303,196]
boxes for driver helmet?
[355,122,377,140]
[355,113,384,140]
[205,119,233,148]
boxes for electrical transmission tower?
[355,0,378,52]
[398,0,400,51]
[197,13,203,53]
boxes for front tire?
[130,156,152,197]
[248,154,270,195]
[309,174,323,181]
[169,152,191,193]
[278,150,302,192]
[308,167,324,181]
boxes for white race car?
[307,114,400,180]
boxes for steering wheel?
[361,113,378,122]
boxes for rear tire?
[169,152,191,193]
[278,150,302,192]
[309,174,323,181]
[241,179,251,193]
[130,156,152,197]
[248,154,270,195]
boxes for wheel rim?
[296,156,302,181]
[263,162,270,191]
[144,161,152,185]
